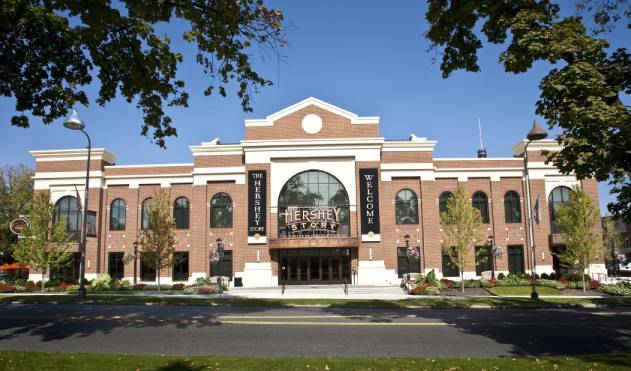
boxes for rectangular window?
[475,246,492,276]
[87,211,97,237]
[140,253,156,282]
[108,252,125,280]
[172,252,189,281]
[396,247,420,278]
[442,250,460,277]
[50,252,80,282]
[211,250,233,278]
[508,245,525,275]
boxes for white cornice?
[244,97,380,127]
[30,148,117,164]
[513,139,562,156]
[105,163,192,169]
[241,137,385,149]
[434,157,520,161]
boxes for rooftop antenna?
[477,117,487,158]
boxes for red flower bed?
[590,280,601,289]
[57,282,74,290]
[410,283,432,295]
[196,287,215,295]
[133,284,147,290]
[171,283,185,290]
[440,279,456,288]
[0,285,16,293]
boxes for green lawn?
[0,351,629,370]
[2,294,631,308]
[489,285,563,296]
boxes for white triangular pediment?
[244,97,379,127]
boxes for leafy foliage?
[13,193,73,291]
[424,0,631,224]
[0,165,33,263]
[1,0,285,148]
[554,187,603,291]
[137,189,176,292]
[440,187,486,292]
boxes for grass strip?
[489,286,563,296]
[1,294,631,309]
[0,350,630,371]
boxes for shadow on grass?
[157,360,206,371]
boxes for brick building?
[29,97,605,286]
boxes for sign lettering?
[359,168,380,235]
[248,170,267,237]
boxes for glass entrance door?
[279,248,351,284]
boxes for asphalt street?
[0,303,629,357]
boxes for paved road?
[0,303,629,357]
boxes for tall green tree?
[138,189,176,292]
[440,187,486,292]
[13,193,73,291]
[1,0,285,148]
[0,165,34,263]
[424,0,630,224]
[554,187,603,291]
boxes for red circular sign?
[9,218,28,236]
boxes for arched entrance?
[277,170,352,284]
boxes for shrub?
[425,269,438,284]
[172,283,185,290]
[440,279,456,289]
[45,279,62,288]
[540,273,550,280]
[497,273,505,280]
[133,284,147,290]
[14,279,27,287]
[119,280,131,290]
[0,285,16,293]
[463,280,481,288]
[481,279,497,288]
[196,276,213,286]
[90,274,112,291]
[183,287,196,294]
[549,272,558,280]
[57,282,75,291]
[590,280,601,289]
[600,281,631,296]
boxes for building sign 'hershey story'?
[359,168,380,235]
[248,170,267,237]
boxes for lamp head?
[63,109,85,130]
[527,120,547,141]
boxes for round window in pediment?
[301,114,323,134]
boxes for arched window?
[173,197,190,229]
[211,193,233,228]
[141,198,153,230]
[504,191,521,223]
[109,199,126,230]
[439,191,453,216]
[472,191,490,223]
[277,170,350,237]
[54,196,80,233]
[395,189,418,225]
[549,186,572,232]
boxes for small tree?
[138,190,176,292]
[440,187,486,292]
[13,193,73,291]
[554,187,603,291]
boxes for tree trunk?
[157,265,161,293]
[460,259,465,294]
[41,266,47,292]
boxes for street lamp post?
[63,109,91,298]
[522,120,547,300]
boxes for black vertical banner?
[359,168,380,235]
[248,170,266,237]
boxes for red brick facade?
[30,98,604,286]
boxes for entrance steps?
[230,285,407,300]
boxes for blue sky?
[1,1,627,214]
